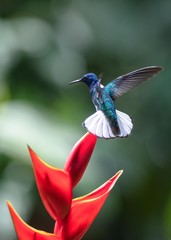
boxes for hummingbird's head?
[69,73,99,88]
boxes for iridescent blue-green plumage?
[88,74,120,135]
[69,66,162,139]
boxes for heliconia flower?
[56,171,123,240]
[7,132,123,240]
[64,132,97,188]
[7,201,59,240]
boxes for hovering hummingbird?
[69,66,162,139]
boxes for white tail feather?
[83,110,133,139]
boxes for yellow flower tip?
[6,201,22,222]
[6,200,11,210]
[27,145,56,170]
[111,170,123,183]
[7,201,59,240]
[6,201,15,215]
[117,169,123,177]
[6,201,29,232]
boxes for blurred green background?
[0,0,171,239]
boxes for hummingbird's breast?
[101,92,116,117]
[90,85,120,135]
[91,85,115,117]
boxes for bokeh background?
[0,0,171,239]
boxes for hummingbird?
[69,66,162,139]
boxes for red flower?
[7,133,123,240]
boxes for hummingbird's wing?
[105,66,162,100]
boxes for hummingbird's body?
[70,66,162,139]
[89,80,120,135]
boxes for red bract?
[7,201,59,240]
[7,132,123,240]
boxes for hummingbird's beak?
[69,78,82,85]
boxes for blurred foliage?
[0,0,171,239]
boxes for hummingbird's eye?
[82,76,87,82]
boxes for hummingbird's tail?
[83,110,133,139]
[115,110,133,137]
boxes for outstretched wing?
[105,66,162,100]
